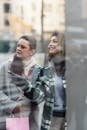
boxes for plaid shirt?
[22,65,55,130]
[40,67,55,130]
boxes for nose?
[16,45,22,52]
[48,41,53,48]
[16,47,20,51]
[49,40,53,44]
[16,45,21,50]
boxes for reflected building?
[66,0,87,130]
[0,0,11,40]
[0,0,65,42]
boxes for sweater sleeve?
[0,91,20,114]
[0,62,20,115]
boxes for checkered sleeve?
[41,77,54,130]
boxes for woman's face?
[48,36,60,56]
[16,38,34,60]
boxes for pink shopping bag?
[6,117,29,130]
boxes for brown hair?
[10,55,24,75]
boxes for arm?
[0,62,21,115]
[9,65,45,104]
[40,67,55,130]
[17,65,45,104]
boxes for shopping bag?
[6,117,29,130]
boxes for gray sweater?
[0,61,30,126]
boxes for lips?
[49,46,55,51]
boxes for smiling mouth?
[49,47,55,50]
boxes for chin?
[49,51,54,55]
[16,53,22,58]
[48,53,55,58]
[49,52,56,56]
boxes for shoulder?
[0,57,13,73]
[0,60,11,68]
[33,64,43,71]
[31,64,43,77]
[44,65,55,74]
